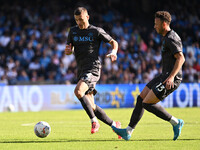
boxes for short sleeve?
[167,38,182,55]
[97,27,112,43]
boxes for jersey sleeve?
[97,27,113,43]
[167,38,182,55]
[67,28,73,45]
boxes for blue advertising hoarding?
[0,83,199,112]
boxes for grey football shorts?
[80,71,100,96]
[146,73,181,100]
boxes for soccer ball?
[34,121,51,138]
[7,104,15,112]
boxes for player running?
[65,7,121,138]
[112,11,185,141]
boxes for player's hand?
[106,51,117,62]
[65,43,72,55]
[163,76,174,90]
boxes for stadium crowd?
[0,0,199,85]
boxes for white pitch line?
[21,121,65,126]
[21,123,35,126]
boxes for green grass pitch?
[0,108,199,150]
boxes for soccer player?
[112,11,185,141]
[65,7,121,136]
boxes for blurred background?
[0,0,199,86]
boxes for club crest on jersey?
[88,32,93,37]
[74,36,79,41]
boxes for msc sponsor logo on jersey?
[73,32,94,42]
[73,36,94,42]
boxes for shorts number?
[156,83,165,92]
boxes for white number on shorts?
[156,83,165,92]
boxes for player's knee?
[74,88,84,98]
[94,104,97,110]
[91,104,96,110]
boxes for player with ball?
[65,7,121,138]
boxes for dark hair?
[74,7,88,15]
[155,11,171,24]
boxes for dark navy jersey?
[67,25,112,67]
[161,30,183,79]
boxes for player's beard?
[159,28,165,35]
[78,24,84,29]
